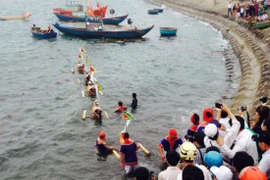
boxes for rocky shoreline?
[148,0,270,118]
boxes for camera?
[259,96,268,104]
[215,102,222,109]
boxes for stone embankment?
[148,0,270,117]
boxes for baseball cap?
[98,131,106,140]
[169,128,177,136]
[204,124,218,138]
[252,130,270,145]
[203,108,214,122]
[210,166,233,180]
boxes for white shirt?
[204,119,240,149]
[177,164,212,180]
[220,129,258,164]
[220,117,231,130]
[228,3,232,8]
[258,149,270,179]
[158,166,182,180]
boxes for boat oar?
[113,150,120,158]
[71,68,75,74]
[137,143,151,156]
[104,111,109,119]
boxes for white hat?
[204,124,218,138]
[210,166,233,180]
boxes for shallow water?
[0,0,237,179]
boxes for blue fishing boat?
[160,27,177,36]
[148,9,159,15]
[154,8,164,13]
[53,23,154,39]
[31,26,57,39]
[54,13,128,25]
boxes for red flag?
[90,65,97,73]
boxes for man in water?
[158,128,183,161]
[95,131,118,155]
[92,100,102,121]
[114,101,127,113]
[120,132,140,175]
[130,93,138,111]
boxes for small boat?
[148,9,159,15]
[160,27,177,36]
[154,8,164,13]
[0,11,31,21]
[53,23,154,39]
[54,13,128,25]
[31,26,57,39]
[253,21,270,29]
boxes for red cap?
[203,108,213,123]
[169,128,177,136]
[190,113,200,125]
[99,131,106,140]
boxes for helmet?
[179,142,197,161]
[98,131,106,140]
[204,151,223,168]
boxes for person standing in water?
[114,101,127,113]
[130,93,138,111]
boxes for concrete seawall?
[148,0,270,117]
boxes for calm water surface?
[0,0,233,179]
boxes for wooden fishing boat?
[53,23,154,39]
[160,27,177,36]
[148,9,159,15]
[0,11,31,21]
[54,13,128,25]
[31,26,57,39]
[253,21,270,29]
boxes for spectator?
[216,115,258,164]
[197,108,214,132]
[232,151,266,180]
[252,130,270,179]
[183,165,204,180]
[158,150,181,180]
[261,116,270,131]
[186,113,200,136]
[177,142,212,180]
[203,151,223,168]
[193,131,207,165]
[134,167,156,180]
[210,166,233,180]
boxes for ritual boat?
[53,22,154,39]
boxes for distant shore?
[148,0,270,118]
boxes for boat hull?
[253,22,270,29]
[32,31,57,39]
[53,23,154,39]
[54,13,128,25]
[154,8,164,13]
[148,9,159,15]
[160,27,177,36]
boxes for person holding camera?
[252,96,270,134]
[216,115,259,164]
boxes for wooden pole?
[113,150,120,158]
[82,110,87,120]
[138,143,151,156]
[81,90,85,97]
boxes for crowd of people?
[227,0,269,21]
[94,95,269,180]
